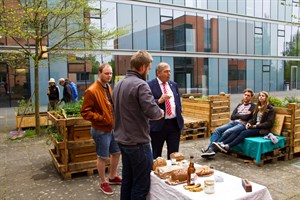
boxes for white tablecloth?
[148,170,272,200]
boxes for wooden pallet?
[180,132,206,141]
[50,148,109,180]
[181,127,207,136]
[257,153,289,167]
[226,146,289,167]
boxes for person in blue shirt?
[65,78,78,102]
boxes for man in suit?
[148,62,184,160]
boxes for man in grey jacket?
[113,50,164,200]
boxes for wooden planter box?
[274,103,300,158]
[16,112,52,128]
[48,111,109,179]
[182,93,230,136]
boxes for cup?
[204,179,215,194]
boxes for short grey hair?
[156,62,170,76]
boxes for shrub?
[268,96,284,107]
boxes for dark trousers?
[225,128,262,148]
[118,143,153,200]
[150,118,180,160]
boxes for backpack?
[70,82,78,102]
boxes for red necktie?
[162,82,172,116]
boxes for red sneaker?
[108,176,122,185]
[99,182,113,195]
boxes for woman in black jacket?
[213,91,275,153]
[47,78,60,111]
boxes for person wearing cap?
[47,78,60,110]
[58,78,74,105]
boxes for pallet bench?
[230,135,287,166]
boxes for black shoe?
[212,142,228,153]
[201,149,216,158]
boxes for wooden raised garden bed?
[48,111,109,179]
[182,93,231,136]
[274,103,300,158]
[16,112,52,128]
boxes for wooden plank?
[294,126,300,133]
[211,119,230,127]
[270,114,285,135]
[208,95,230,101]
[49,149,66,172]
[211,113,230,120]
[182,93,202,98]
[68,139,95,149]
[211,101,230,107]
[211,107,230,113]
[294,146,300,153]
[16,113,51,128]
[73,126,91,141]
[273,107,292,115]
[68,160,97,171]
[295,110,300,118]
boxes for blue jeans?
[226,128,261,148]
[91,127,120,159]
[118,143,153,200]
[209,121,245,150]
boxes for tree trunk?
[34,59,41,135]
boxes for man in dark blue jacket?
[148,62,184,160]
[58,78,74,104]
[65,78,78,102]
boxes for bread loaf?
[195,165,214,176]
[155,165,184,179]
[170,152,185,161]
[152,157,167,171]
[170,168,187,182]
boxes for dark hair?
[130,50,153,71]
[98,63,111,73]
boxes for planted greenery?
[194,95,208,101]
[56,98,83,118]
[16,97,35,115]
[268,95,300,108]
[46,125,63,142]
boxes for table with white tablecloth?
[148,169,272,200]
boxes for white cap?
[58,78,65,82]
[48,78,55,83]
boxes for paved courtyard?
[1,90,300,200]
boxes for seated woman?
[213,91,275,153]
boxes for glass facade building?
[99,0,300,96]
[1,0,300,107]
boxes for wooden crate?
[182,116,207,137]
[48,111,101,179]
[16,112,52,128]
[267,103,300,158]
[182,93,230,135]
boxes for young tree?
[0,0,124,134]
